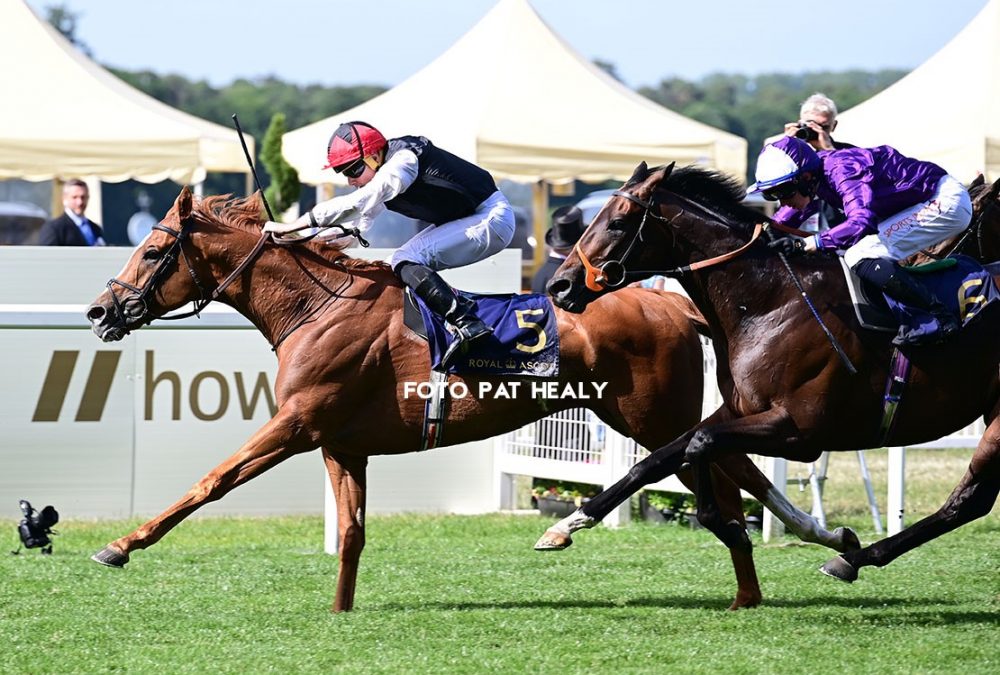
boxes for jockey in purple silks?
[752,136,971,346]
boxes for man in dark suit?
[38,179,105,246]
[531,205,585,293]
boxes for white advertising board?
[0,247,520,520]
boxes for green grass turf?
[2,506,997,674]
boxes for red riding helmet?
[324,121,387,171]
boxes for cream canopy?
[837,0,1000,182]
[0,0,252,184]
[282,0,746,186]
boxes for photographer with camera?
[782,93,853,152]
[772,93,855,232]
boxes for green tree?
[260,113,300,216]
[45,3,92,56]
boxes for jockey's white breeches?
[390,191,516,271]
[843,175,972,267]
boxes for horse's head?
[86,187,264,341]
[547,162,677,312]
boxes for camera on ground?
[13,499,59,554]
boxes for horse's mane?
[628,164,763,231]
[192,192,391,273]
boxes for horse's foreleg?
[679,465,761,610]
[322,449,367,613]
[534,428,698,551]
[91,412,312,567]
[716,453,860,553]
[683,407,802,547]
[822,420,1000,582]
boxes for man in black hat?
[532,205,585,293]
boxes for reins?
[576,182,857,375]
[576,189,765,291]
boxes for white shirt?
[308,149,419,241]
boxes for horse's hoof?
[728,591,762,610]
[819,555,858,583]
[91,545,129,568]
[834,526,861,552]
[534,530,572,551]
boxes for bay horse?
[542,162,1000,592]
[905,173,1000,265]
[84,187,855,612]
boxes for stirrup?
[440,319,492,369]
[892,314,960,347]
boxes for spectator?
[775,93,855,232]
[38,179,105,246]
[532,205,585,293]
[783,92,854,152]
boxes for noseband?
[575,189,763,291]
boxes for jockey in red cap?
[265,121,515,358]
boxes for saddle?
[403,288,560,377]
[840,255,1000,337]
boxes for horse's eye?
[608,218,629,232]
[142,249,162,262]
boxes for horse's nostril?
[86,305,106,322]
[547,278,571,297]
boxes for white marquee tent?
[0,0,253,186]
[837,0,1000,182]
[282,0,746,187]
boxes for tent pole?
[531,180,549,285]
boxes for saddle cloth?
[406,290,560,376]
[840,254,1000,340]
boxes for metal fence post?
[602,428,631,528]
[887,446,906,535]
[762,457,787,542]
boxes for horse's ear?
[629,162,648,183]
[989,176,1000,200]
[649,162,675,185]
[969,173,985,190]
[176,186,193,220]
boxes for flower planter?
[536,494,587,518]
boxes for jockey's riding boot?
[398,264,492,362]
[876,262,960,346]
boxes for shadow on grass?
[374,595,1000,625]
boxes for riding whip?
[775,249,858,375]
[232,113,276,222]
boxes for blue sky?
[25,0,990,89]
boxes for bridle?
[574,188,764,291]
[105,216,269,330]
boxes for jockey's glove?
[768,235,806,257]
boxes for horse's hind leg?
[679,464,761,610]
[822,417,1000,582]
[91,411,313,567]
[322,449,368,612]
[715,453,860,553]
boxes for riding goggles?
[337,159,367,179]
[761,181,800,202]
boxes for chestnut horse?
[544,162,1000,591]
[84,187,854,612]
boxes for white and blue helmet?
[749,136,822,200]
